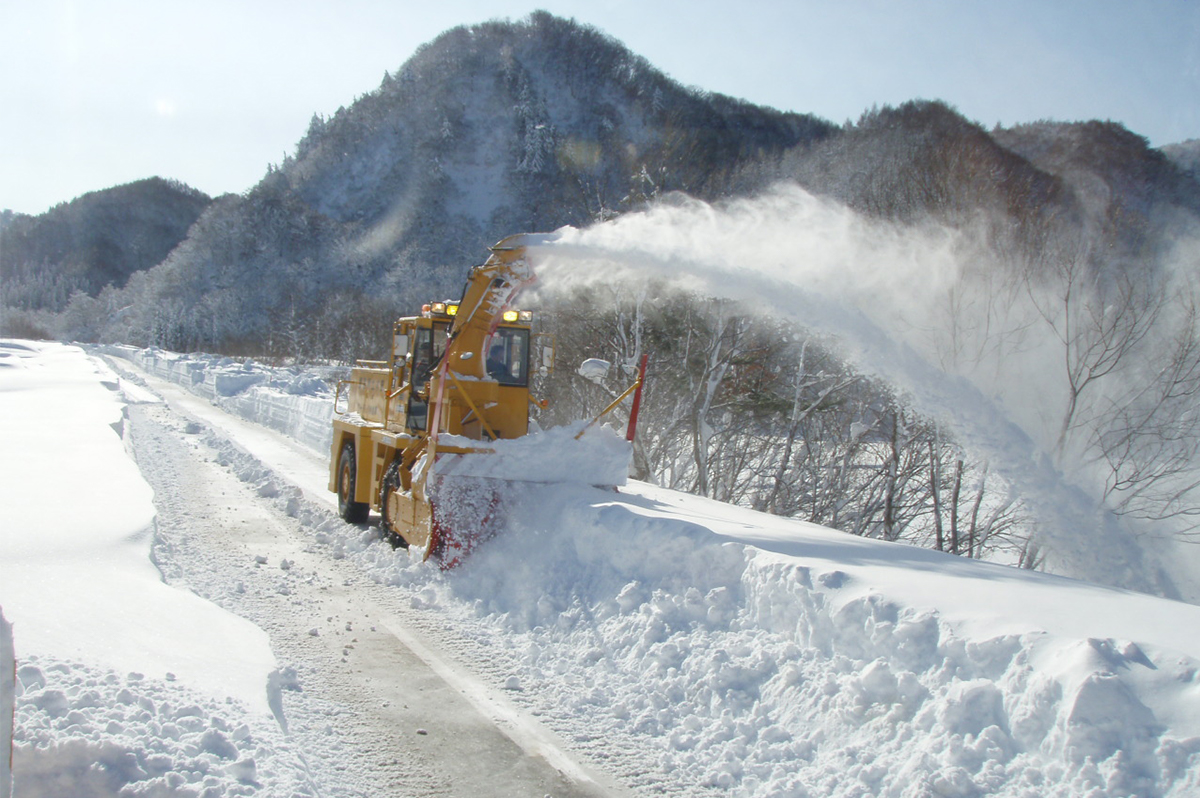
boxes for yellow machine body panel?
[328,234,543,563]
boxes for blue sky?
[2,0,1197,214]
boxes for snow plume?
[526,184,1180,598]
[527,185,1014,440]
[532,184,965,349]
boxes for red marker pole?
[625,354,649,442]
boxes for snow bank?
[442,487,1200,798]
[0,342,277,713]
[101,345,336,455]
[1,608,11,798]
[0,341,293,797]
[11,656,315,797]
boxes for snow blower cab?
[329,234,637,567]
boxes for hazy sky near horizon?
[3,0,1198,215]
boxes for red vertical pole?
[625,354,649,442]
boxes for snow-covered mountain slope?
[83,14,831,353]
[5,340,1200,797]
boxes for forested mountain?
[996,121,1200,263]
[732,101,1200,274]
[67,12,834,355]
[735,101,1070,228]
[8,15,1197,358]
[0,177,210,320]
[1164,138,1200,182]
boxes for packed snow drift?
[3,340,1200,797]
[430,423,631,487]
[0,341,313,796]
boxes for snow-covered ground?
[2,608,12,798]
[4,339,1200,797]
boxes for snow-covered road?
[120,354,632,797]
[5,340,1200,798]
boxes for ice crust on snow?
[10,341,1200,797]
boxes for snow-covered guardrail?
[99,345,339,456]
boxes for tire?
[337,441,370,524]
[378,459,409,549]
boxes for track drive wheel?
[337,441,370,524]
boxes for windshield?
[485,327,530,387]
[411,322,449,386]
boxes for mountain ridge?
[4,13,1197,356]
[0,177,210,319]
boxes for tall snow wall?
[99,346,336,455]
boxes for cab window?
[411,323,449,386]
[485,327,530,387]
[407,322,449,432]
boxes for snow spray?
[525,184,1176,596]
